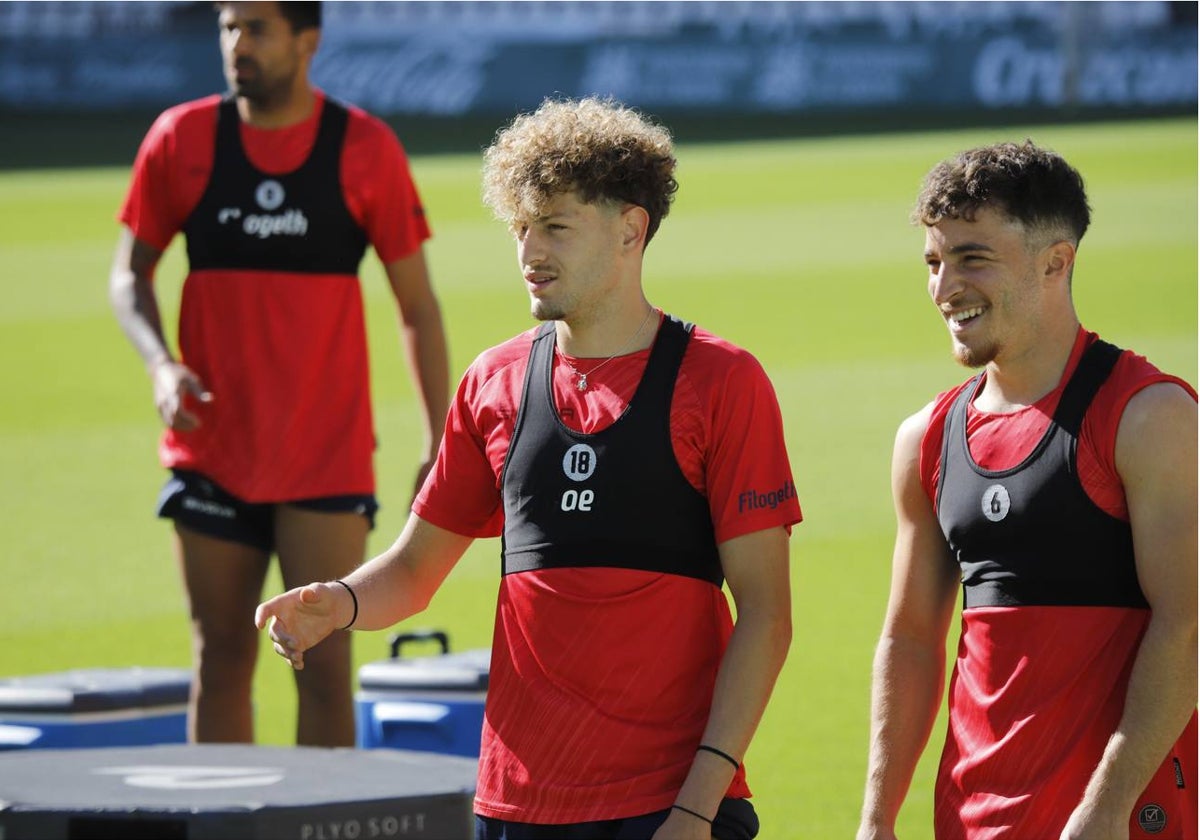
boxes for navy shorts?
[474,797,758,840]
[156,469,378,553]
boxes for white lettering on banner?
[0,63,59,103]
[758,43,934,107]
[313,40,490,115]
[580,44,752,106]
[973,38,1065,107]
[974,37,1197,108]
[92,765,284,789]
[585,39,936,111]
[74,58,183,94]
[299,814,425,839]
[1077,48,1198,105]
[753,47,814,108]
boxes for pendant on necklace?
[576,374,588,392]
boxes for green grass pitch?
[0,117,1194,837]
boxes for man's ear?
[1042,239,1077,284]
[298,27,320,64]
[621,205,650,253]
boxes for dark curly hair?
[215,2,320,32]
[277,2,320,31]
[482,97,678,247]
[914,140,1091,246]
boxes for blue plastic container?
[0,667,190,751]
[356,631,489,758]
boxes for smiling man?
[256,97,801,839]
[856,141,1197,840]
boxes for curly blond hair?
[482,97,678,245]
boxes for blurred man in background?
[857,141,1197,840]
[256,96,799,839]
[109,0,449,746]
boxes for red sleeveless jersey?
[920,329,1197,839]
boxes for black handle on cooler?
[389,629,451,659]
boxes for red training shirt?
[118,91,430,501]
[920,328,1197,840]
[415,317,802,823]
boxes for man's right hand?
[151,359,212,431]
[255,582,348,670]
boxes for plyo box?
[0,667,190,751]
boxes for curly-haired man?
[257,97,801,839]
[857,141,1197,840]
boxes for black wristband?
[697,743,740,770]
[671,804,713,825]
[333,579,358,630]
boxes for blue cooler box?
[0,667,190,751]
[356,631,489,758]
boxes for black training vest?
[936,340,1147,609]
[183,96,368,275]
[500,316,724,587]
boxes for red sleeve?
[117,96,219,252]
[413,335,534,538]
[678,331,803,543]
[340,107,431,264]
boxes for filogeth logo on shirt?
[217,178,310,240]
[738,480,796,513]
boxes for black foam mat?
[0,743,478,839]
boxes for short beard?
[233,79,280,107]
[232,79,259,99]
[530,300,563,322]
[953,340,998,369]
[229,69,292,110]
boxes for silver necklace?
[559,307,656,392]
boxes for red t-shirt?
[414,318,803,823]
[920,328,1197,840]
[118,91,431,501]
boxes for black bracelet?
[697,744,740,770]
[333,579,358,630]
[671,804,713,825]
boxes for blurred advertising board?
[0,1,1194,117]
